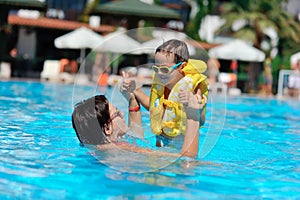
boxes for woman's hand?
[120,71,136,101]
[179,89,207,121]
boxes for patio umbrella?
[94,30,141,54]
[94,29,142,74]
[141,37,196,56]
[91,0,180,29]
[208,39,265,62]
[54,26,104,64]
[140,30,196,55]
[290,52,300,69]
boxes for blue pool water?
[0,80,299,199]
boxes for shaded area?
[0,0,46,63]
[92,0,180,29]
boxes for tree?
[218,0,300,57]
[79,0,101,23]
[185,0,217,40]
[217,0,300,92]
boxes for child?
[121,39,208,156]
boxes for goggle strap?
[170,62,183,70]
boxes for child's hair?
[72,95,111,145]
[155,39,189,63]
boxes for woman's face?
[108,103,128,139]
[154,51,183,86]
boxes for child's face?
[154,51,181,85]
[155,51,175,67]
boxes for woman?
[72,93,143,147]
[72,92,181,156]
[72,83,203,157]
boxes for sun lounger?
[40,60,61,81]
[0,62,11,79]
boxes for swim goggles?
[110,109,124,121]
[152,62,182,74]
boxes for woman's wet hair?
[72,95,111,145]
[155,39,189,63]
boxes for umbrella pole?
[112,53,119,75]
[80,48,86,74]
[234,69,238,88]
[230,60,238,88]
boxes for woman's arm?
[119,72,144,138]
[128,93,144,138]
[181,117,200,158]
[97,142,181,157]
[120,71,150,110]
[194,84,207,126]
[179,88,207,158]
[133,87,150,110]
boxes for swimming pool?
[0,80,299,199]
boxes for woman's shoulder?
[96,141,133,150]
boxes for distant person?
[120,39,208,157]
[288,60,300,98]
[206,58,220,85]
[60,59,78,74]
[92,53,110,86]
[9,48,17,58]
[261,57,273,97]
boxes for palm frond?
[234,28,256,42]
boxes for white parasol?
[140,30,196,55]
[54,27,104,64]
[94,30,141,54]
[208,39,265,62]
[290,52,300,69]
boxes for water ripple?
[0,81,299,199]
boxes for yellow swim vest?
[149,59,209,138]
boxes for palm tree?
[218,0,300,57]
[79,0,100,23]
[185,0,217,40]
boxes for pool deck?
[1,77,299,101]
